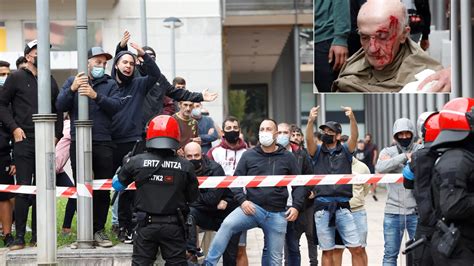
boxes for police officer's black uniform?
[114,115,199,266]
[428,99,474,265]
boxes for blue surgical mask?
[191,108,202,119]
[0,76,6,86]
[276,134,290,147]
[91,67,105,79]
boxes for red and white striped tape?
[0,174,403,198]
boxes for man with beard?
[184,142,240,265]
[207,116,249,265]
[376,118,422,266]
[204,119,305,265]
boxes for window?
[23,21,103,51]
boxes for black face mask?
[321,133,335,145]
[116,68,133,85]
[397,137,412,148]
[190,159,202,173]
[224,130,239,144]
[32,56,38,68]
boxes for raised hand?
[130,42,145,57]
[341,106,354,119]
[120,30,131,48]
[202,89,218,102]
[308,106,320,123]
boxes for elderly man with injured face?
[332,0,443,93]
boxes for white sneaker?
[94,230,113,248]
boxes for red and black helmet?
[421,112,440,147]
[431,98,474,148]
[146,115,181,149]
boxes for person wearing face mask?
[277,123,318,266]
[115,31,217,125]
[0,40,64,250]
[305,106,365,266]
[205,119,306,266]
[191,102,218,154]
[375,118,422,266]
[0,60,10,87]
[56,46,122,248]
[183,142,240,265]
[206,116,249,264]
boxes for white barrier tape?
[0,174,403,198]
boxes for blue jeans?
[285,221,301,266]
[383,213,417,266]
[352,210,368,247]
[204,203,287,266]
[314,208,361,250]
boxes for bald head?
[357,0,410,70]
[184,142,202,160]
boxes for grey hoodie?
[375,118,421,215]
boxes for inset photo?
[314,0,453,93]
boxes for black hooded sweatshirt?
[231,144,307,212]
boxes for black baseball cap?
[88,47,112,61]
[319,121,342,134]
[142,46,156,57]
[24,39,52,55]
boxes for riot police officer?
[429,98,474,265]
[402,112,441,265]
[113,115,199,265]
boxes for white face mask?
[259,131,275,147]
[0,76,6,86]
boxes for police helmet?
[431,98,474,148]
[146,115,181,150]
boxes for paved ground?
[238,187,411,266]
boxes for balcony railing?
[225,0,312,12]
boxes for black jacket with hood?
[0,68,63,140]
[231,144,307,212]
[56,74,122,141]
[110,51,161,143]
[114,43,204,125]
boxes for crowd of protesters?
[0,23,472,266]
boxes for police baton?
[402,236,426,255]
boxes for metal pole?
[434,0,447,30]
[436,93,446,111]
[461,0,472,97]
[409,94,417,127]
[375,94,383,148]
[170,24,176,78]
[35,0,57,264]
[451,0,461,97]
[76,0,94,249]
[318,93,326,126]
[401,94,409,118]
[426,94,435,112]
[293,25,301,126]
[140,0,148,46]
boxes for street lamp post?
[163,17,183,79]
